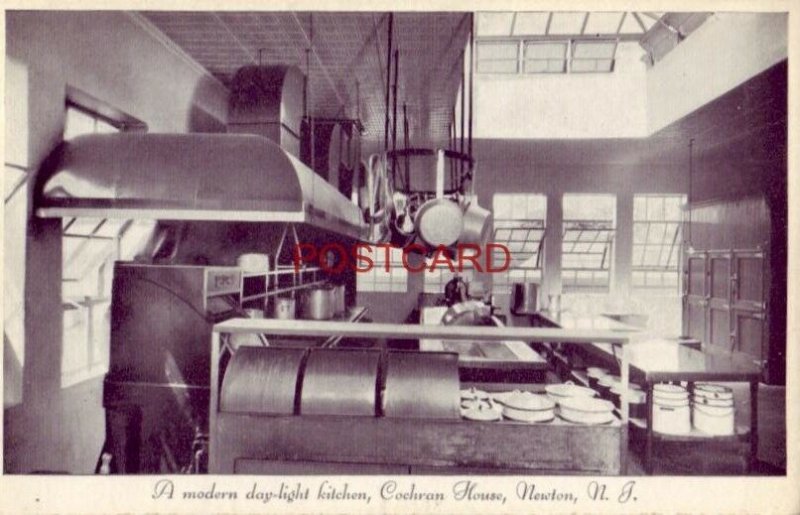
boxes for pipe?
[403,102,410,189]
[468,13,474,163]
[384,14,393,152]
[459,52,466,182]
[392,49,399,185]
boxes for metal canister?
[511,282,539,314]
[274,297,296,319]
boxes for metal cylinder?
[511,282,539,314]
[300,349,380,416]
[382,351,460,419]
[219,347,306,415]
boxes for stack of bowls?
[652,383,691,435]
[692,383,735,436]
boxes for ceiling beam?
[632,12,648,32]
[616,12,627,34]
[212,13,257,64]
[477,33,642,42]
[580,12,589,35]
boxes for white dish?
[545,383,597,400]
[500,390,555,411]
[461,403,503,422]
[460,387,489,401]
[502,406,555,423]
[558,409,615,425]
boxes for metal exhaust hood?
[35,132,367,240]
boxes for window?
[632,194,686,290]
[355,245,408,293]
[571,41,617,72]
[562,194,616,292]
[476,41,519,74]
[60,94,151,387]
[523,42,567,73]
[491,194,546,293]
[474,11,655,75]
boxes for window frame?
[561,194,617,293]
[60,90,146,387]
[491,193,547,294]
[631,194,687,292]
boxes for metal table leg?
[749,380,759,472]
[645,382,654,475]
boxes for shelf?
[241,294,267,302]
[650,425,751,443]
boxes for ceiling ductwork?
[227,65,305,158]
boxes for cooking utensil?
[545,382,597,403]
[461,399,503,422]
[460,387,489,401]
[694,383,734,400]
[415,198,464,247]
[237,253,270,272]
[511,282,540,315]
[273,297,296,319]
[693,403,735,436]
[500,390,555,411]
[331,284,346,315]
[300,285,335,320]
[300,349,380,416]
[557,396,616,425]
[502,406,555,424]
[459,202,492,246]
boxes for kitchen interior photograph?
[3,9,789,477]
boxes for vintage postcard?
[1,0,798,513]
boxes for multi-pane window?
[476,41,519,74]
[477,39,617,75]
[571,41,617,72]
[523,42,568,73]
[356,245,408,293]
[632,194,686,290]
[562,194,616,291]
[60,99,152,387]
[491,194,546,293]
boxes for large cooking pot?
[415,198,464,247]
[300,285,335,320]
[459,202,493,246]
[511,282,540,314]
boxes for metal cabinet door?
[731,309,766,367]
[707,251,732,348]
[682,251,707,341]
[732,250,766,311]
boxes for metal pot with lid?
[300,284,335,320]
